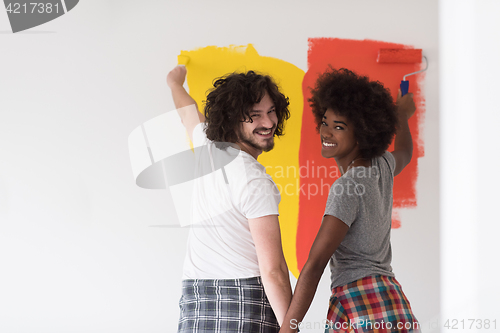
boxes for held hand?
[167,65,187,89]
[396,90,416,120]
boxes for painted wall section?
[180,45,305,277]
[296,38,426,271]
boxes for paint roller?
[377,49,428,96]
[177,55,190,66]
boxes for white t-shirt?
[182,123,281,279]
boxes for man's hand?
[396,90,416,120]
[167,65,187,89]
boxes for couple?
[167,65,420,333]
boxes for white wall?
[440,0,500,329]
[0,1,440,332]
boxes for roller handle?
[400,80,409,96]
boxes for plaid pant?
[178,276,279,333]
[325,275,420,333]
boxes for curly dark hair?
[309,67,398,159]
[203,71,290,143]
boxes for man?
[167,65,292,333]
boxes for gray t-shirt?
[324,151,396,288]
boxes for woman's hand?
[396,90,416,120]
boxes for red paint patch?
[391,211,401,229]
[296,38,425,271]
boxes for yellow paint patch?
[180,45,304,277]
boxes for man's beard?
[239,128,275,152]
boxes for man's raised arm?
[166,66,206,141]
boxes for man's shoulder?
[240,153,274,183]
[222,152,277,201]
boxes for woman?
[280,68,420,333]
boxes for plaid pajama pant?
[178,276,280,333]
[325,275,420,333]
